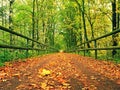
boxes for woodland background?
[0,0,120,65]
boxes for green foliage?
[0,62,4,67]
[0,50,12,63]
[0,0,120,64]
[0,49,48,65]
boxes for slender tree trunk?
[1,0,5,42]
[51,14,55,46]
[5,0,7,27]
[87,0,94,39]
[42,20,46,44]
[2,0,4,26]
[53,23,55,46]
[36,0,39,41]
[117,0,120,29]
[89,22,94,39]
[9,0,14,45]
[42,20,45,32]
[112,0,117,57]
[32,0,35,47]
[78,10,82,44]
[75,0,90,48]
[81,0,90,48]
[118,13,120,29]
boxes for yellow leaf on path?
[5,62,12,66]
[41,82,47,89]
[90,76,96,80]
[62,82,71,87]
[39,68,51,76]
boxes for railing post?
[94,40,97,59]
[26,39,29,58]
[84,43,85,56]
[78,50,79,54]
[37,50,39,55]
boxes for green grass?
[0,62,4,66]
[0,49,54,67]
[75,50,120,64]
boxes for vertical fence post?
[78,50,79,54]
[94,40,97,59]
[37,50,39,55]
[26,39,29,58]
[38,44,41,55]
[84,43,85,56]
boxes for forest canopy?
[0,0,120,63]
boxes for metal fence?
[0,26,58,58]
[69,28,120,59]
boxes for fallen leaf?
[62,82,71,88]
[89,85,97,90]
[90,76,96,80]
[2,79,7,82]
[41,82,47,89]
[39,69,51,76]
[57,77,66,83]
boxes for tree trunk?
[5,0,7,27]
[36,0,39,41]
[32,0,35,47]
[78,10,82,44]
[2,0,4,26]
[75,0,90,48]
[9,0,14,45]
[112,0,117,57]
[117,0,120,29]
[1,0,5,42]
[81,0,90,48]
[87,0,95,39]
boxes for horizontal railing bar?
[77,29,120,47]
[75,46,120,51]
[0,26,48,46]
[68,46,120,52]
[0,26,57,50]
[0,26,32,42]
[0,26,47,46]
[0,44,46,50]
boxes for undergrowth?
[0,49,50,67]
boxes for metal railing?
[0,26,58,58]
[68,28,120,59]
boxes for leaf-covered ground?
[0,53,120,90]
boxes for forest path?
[0,53,120,90]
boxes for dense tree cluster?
[0,0,120,63]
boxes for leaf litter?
[0,53,120,90]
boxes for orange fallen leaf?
[57,77,66,83]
